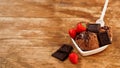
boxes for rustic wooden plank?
[0,0,54,17]
[0,0,119,18]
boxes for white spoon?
[96,0,109,27]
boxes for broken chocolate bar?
[52,44,73,61]
[52,51,68,61]
[87,24,100,33]
[59,44,73,53]
[97,31,111,46]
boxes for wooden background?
[0,0,120,68]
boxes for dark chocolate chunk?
[58,44,73,53]
[52,51,68,61]
[87,24,100,33]
[97,31,111,46]
[51,44,73,61]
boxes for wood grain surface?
[0,0,120,68]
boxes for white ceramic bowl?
[71,38,111,56]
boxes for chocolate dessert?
[74,23,112,51]
[75,31,99,51]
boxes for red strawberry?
[69,28,76,39]
[69,52,78,64]
[76,23,86,33]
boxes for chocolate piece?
[59,44,73,53]
[52,51,68,61]
[87,24,100,33]
[97,31,111,46]
[52,44,73,61]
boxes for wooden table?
[0,0,120,68]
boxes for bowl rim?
[71,38,112,56]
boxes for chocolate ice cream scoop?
[75,31,99,51]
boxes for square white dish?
[70,0,110,56]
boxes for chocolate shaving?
[84,31,90,46]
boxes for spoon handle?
[100,0,109,20]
